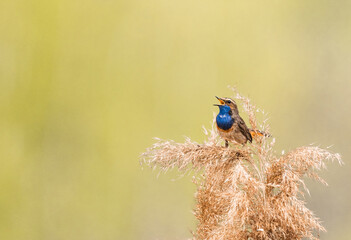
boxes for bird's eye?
[226,100,231,104]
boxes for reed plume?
[141,89,342,240]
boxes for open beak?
[215,96,225,105]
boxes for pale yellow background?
[1,1,350,239]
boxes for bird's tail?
[249,129,271,138]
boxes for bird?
[214,96,270,147]
[214,96,252,147]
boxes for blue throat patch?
[216,105,234,130]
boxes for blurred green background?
[1,0,350,239]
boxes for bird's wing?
[237,117,253,143]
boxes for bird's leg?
[225,140,229,148]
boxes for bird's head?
[214,96,239,113]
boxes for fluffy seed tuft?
[141,89,342,240]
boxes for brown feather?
[236,115,252,143]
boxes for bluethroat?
[214,96,268,147]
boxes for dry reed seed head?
[141,88,342,240]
